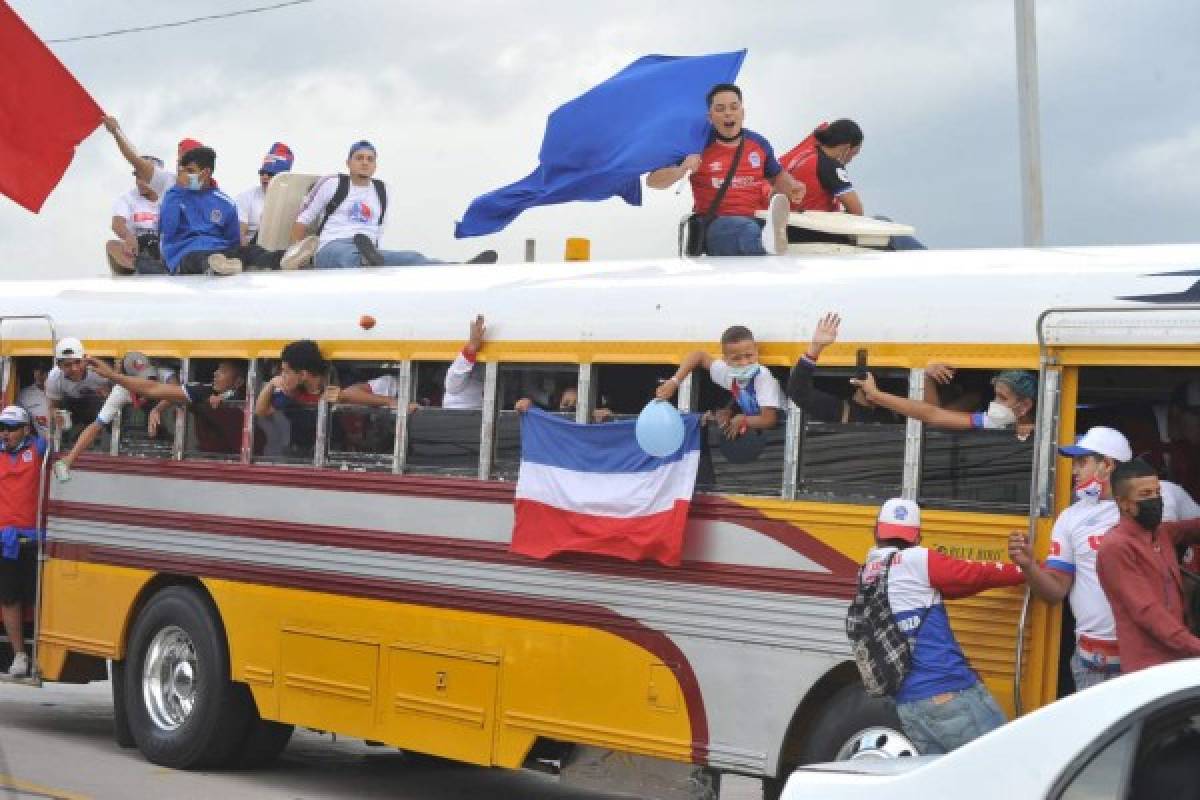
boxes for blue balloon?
[636,400,685,457]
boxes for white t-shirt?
[295,176,385,248]
[708,360,783,411]
[1047,481,1198,642]
[235,185,265,238]
[149,165,175,203]
[44,367,111,402]
[95,385,132,426]
[17,386,50,437]
[367,375,397,399]
[111,190,161,235]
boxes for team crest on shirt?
[21,450,31,463]
[349,202,374,224]
[748,152,761,169]
[210,209,223,224]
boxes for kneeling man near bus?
[861,498,1028,754]
[0,406,47,678]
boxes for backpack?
[315,174,388,235]
[845,552,930,697]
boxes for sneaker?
[8,651,28,677]
[764,193,791,256]
[281,235,318,270]
[466,250,498,265]
[353,234,384,267]
[207,253,243,276]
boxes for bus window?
[252,357,320,466]
[493,364,577,481]
[693,364,789,497]
[325,360,398,472]
[407,360,480,477]
[797,367,907,502]
[115,357,181,460]
[593,364,678,421]
[183,358,250,462]
[920,368,1035,512]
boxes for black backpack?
[845,552,930,697]
[315,174,388,234]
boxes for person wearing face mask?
[851,369,1038,441]
[1008,427,1199,690]
[655,324,782,439]
[1096,458,1200,673]
[0,406,47,678]
[158,146,243,276]
[105,154,166,275]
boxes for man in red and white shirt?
[647,83,805,256]
[105,155,165,275]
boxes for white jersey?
[17,385,50,437]
[235,185,266,238]
[149,165,175,204]
[111,189,161,235]
[44,367,111,402]
[1047,482,1198,642]
[295,177,385,248]
[367,374,397,399]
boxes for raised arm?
[103,117,157,183]
[85,358,189,404]
[851,372,975,431]
[786,312,841,415]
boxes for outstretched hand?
[810,312,841,354]
[84,356,116,381]
[468,314,485,352]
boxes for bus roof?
[3,244,1199,349]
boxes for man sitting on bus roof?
[0,406,48,678]
[852,369,1038,441]
[234,142,295,271]
[105,154,165,276]
[158,146,243,276]
[282,141,496,269]
[255,340,329,456]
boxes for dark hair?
[180,146,216,172]
[1111,458,1158,499]
[706,83,742,107]
[719,325,755,346]
[813,119,864,148]
[280,339,326,375]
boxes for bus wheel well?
[121,574,220,660]
[773,661,861,776]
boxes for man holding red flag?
[0,1,104,212]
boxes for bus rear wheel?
[123,585,251,769]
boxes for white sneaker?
[8,651,28,677]
[207,254,243,276]
[281,235,318,270]
[764,193,791,255]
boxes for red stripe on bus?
[65,454,862,578]
[48,500,856,599]
[46,539,713,763]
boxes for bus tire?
[230,687,294,769]
[109,659,136,748]
[123,585,251,769]
[761,683,916,800]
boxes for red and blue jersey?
[689,128,780,218]
[862,545,1023,703]
[0,436,46,530]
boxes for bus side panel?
[205,578,698,768]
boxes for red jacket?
[1096,514,1200,672]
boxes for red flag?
[0,1,103,212]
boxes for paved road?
[0,681,762,800]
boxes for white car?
[782,659,1200,799]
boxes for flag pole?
[1014,0,1045,247]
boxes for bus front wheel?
[123,585,251,769]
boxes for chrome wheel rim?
[836,726,919,759]
[142,625,198,732]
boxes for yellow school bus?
[3,244,1199,797]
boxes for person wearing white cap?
[44,337,111,442]
[0,405,47,678]
[860,497,1027,754]
[1008,425,1200,691]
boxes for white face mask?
[985,401,1017,428]
[729,364,760,385]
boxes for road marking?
[0,774,90,800]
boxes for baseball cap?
[993,370,1038,400]
[259,142,294,176]
[1058,426,1133,462]
[347,140,376,159]
[0,406,30,427]
[877,497,921,543]
[122,352,157,380]
[54,337,86,361]
[177,138,204,159]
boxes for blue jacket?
[159,185,240,272]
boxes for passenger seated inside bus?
[444,314,486,410]
[788,312,899,423]
[254,340,330,462]
[15,358,51,439]
[655,324,782,439]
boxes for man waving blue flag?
[454,49,746,238]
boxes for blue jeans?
[895,683,1006,755]
[704,216,766,256]
[1070,648,1118,692]
[313,237,445,269]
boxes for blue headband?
[348,140,376,159]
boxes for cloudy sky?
[3,0,1197,277]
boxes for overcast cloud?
[1,0,1197,277]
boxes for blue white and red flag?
[511,408,702,566]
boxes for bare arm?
[852,372,975,430]
[327,383,396,409]
[255,377,282,418]
[85,358,188,403]
[289,221,308,244]
[1007,532,1072,602]
[655,350,715,400]
[61,423,104,469]
[838,190,864,216]
[103,117,156,183]
[647,154,701,191]
[771,170,806,206]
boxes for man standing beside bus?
[0,406,47,677]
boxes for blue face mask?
[186,173,201,191]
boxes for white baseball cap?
[0,406,31,427]
[1058,426,1132,462]
[877,497,921,543]
[54,337,85,361]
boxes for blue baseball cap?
[347,140,376,159]
[259,142,294,176]
[993,370,1038,400]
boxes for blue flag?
[454,50,746,239]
